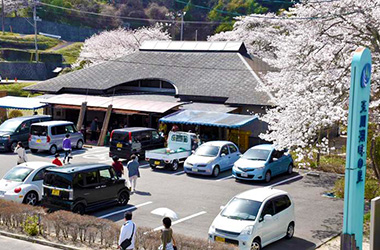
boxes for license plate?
[241,172,248,177]
[154,161,160,165]
[215,236,225,243]
[36,139,41,143]
[116,143,123,148]
[51,189,60,196]
[192,168,198,172]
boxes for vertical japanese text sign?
[343,47,371,250]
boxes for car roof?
[17,161,56,170]
[113,127,155,133]
[250,144,274,150]
[46,163,110,174]
[31,120,73,126]
[236,187,288,202]
[6,115,51,122]
[202,141,234,147]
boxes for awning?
[0,96,48,110]
[159,110,257,128]
[180,102,237,113]
[43,94,183,114]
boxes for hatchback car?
[184,141,240,177]
[0,162,56,205]
[0,115,51,152]
[29,121,84,154]
[208,187,295,250]
[232,144,293,183]
[42,163,130,214]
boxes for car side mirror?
[221,153,226,157]
[220,205,225,210]
[264,214,273,221]
[272,157,278,162]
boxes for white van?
[29,121,84,154]
[208,187,295,250]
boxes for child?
[52,153,63,166]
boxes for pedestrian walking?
[90,117,99,142]
[118,211,136,250]
[112,156,124,178]
[159,217,177,250]
[52,153,63,166]
[14,141,27,165]
[127,155,140,193]
[63,133,72,164]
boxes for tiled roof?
[25,51,273,106]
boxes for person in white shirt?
[14,141,27,165]
[118,211,136,250]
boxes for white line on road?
[99,201,153,219]
[270,174,304,188]
[153,211,207,231]
[216,175,233,182]
[172,171,185,175]
[139,164,150,168]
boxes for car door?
[227,144,240,167]
[139,130,151,152]
[98,168,119,201]
[83,170,101,205]
[268,150,282,176]
[219,145,230,171]
[65,124,79,146]
[275,150,288,174]
[17,120,31,146]
[31,167,49,200]
[150,130,163,149]
[272,195,292,239]
[52,125,66,149]
[257,199,277,246]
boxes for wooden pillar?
[76,102,87,131]
[148,114,152,128]
[98,105,112,146]
[218,127,222,139]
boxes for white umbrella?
[151,207,178,220]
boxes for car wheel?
[171,161,179,171]
[10,141,17,152]
[23,191,38,206]
[76,140,83,149]
[72,204,85,215]
[212,166,220,177]
[150,164,156,170]
[265,171,271,183]
[251,238,261,250]
[49,145,57,155]
[288,163,294,174]
[285,222,295,239]
[30,149,38,153]
[118,191,130,206]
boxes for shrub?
[23,215,39,236]
[333,177,380,200]
[8,110,23,119]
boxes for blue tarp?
[160,110,257,128]
[0,96,48,110]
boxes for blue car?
[232,144,293,183]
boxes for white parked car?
[0,162,56,205]
[208,187,295,250]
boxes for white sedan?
[0,162,56,205]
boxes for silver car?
[29,121,84,154]
[184,141,241,177]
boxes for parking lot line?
[99,201,153,219]
[139,164,150,168]
[153,211,207,231]
[172,171,185,175]
[270,174,304,188]
[216,175,233,182]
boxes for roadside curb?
[0,230,82,250]
[83,145,93,148]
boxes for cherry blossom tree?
[75,24,170,67]
[209,0,380,168]
[3,0,30,14]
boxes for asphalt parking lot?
[0,146,344,250]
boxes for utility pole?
[2,0,4,34]
[195,30,198,41]
[33,0,38,62]
[180,11,186,41]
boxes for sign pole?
[341,47,372,250]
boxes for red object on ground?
[52,158,63,166]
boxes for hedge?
[0,200,234,249]
[0,49,63,63]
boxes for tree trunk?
[370,137,380,183]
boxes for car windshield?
[242,149,271,161]
[31,125,47,136]
[3,167,33,182]
[195,145,219,157]
[221,198,262,221]
[0,119,20,132]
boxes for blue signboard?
[342,47,371,249]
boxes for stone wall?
[0,62,66,80]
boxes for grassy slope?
[53,42,83,64]
[0,82,38,97]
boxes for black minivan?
[109,127,164,160]
[42,163,130,214]
[0,115,51,152]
